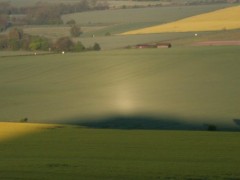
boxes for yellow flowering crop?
[0,122,55,142]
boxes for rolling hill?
[0,46,240,130]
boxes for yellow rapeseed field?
[122,6,240,35]
[0,122,55,142]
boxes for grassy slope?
[122,5,240,34]
[0,46,240,129]
[0,123,240,179]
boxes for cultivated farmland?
[18,4,233,50]
[123,5,240,34]
[62,4,230,35]
[0,122,57,141]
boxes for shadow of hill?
[67,115,201,130]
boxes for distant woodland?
[0,27,101,52]
[0,0,107,52]
[0,0,109,30]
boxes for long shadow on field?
[67,114,201,130]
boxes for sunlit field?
[123,5,240,35]
[0,122,56,141]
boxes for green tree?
[73,41,85,52]
[29,36,50,51]
[29,41,41,50]
[20,117,28,123]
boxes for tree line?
[0,28,100,52]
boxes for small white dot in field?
[62,51,65,54]
[34,52,37,55]
[195,33,198,36]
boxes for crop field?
[123,5,240,35]
[17,4,232,50]
[62,4,230,35]
[0,122,240,179]
[0,46,240,130]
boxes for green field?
[0,46,240,130]
[0,124,240,179]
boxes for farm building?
[136,43,171,49]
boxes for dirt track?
[193,40,240,46]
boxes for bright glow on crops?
[114,83,136,113]
[0,122,55,141]
[122,6,240,35]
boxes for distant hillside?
[122,5,240,34]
